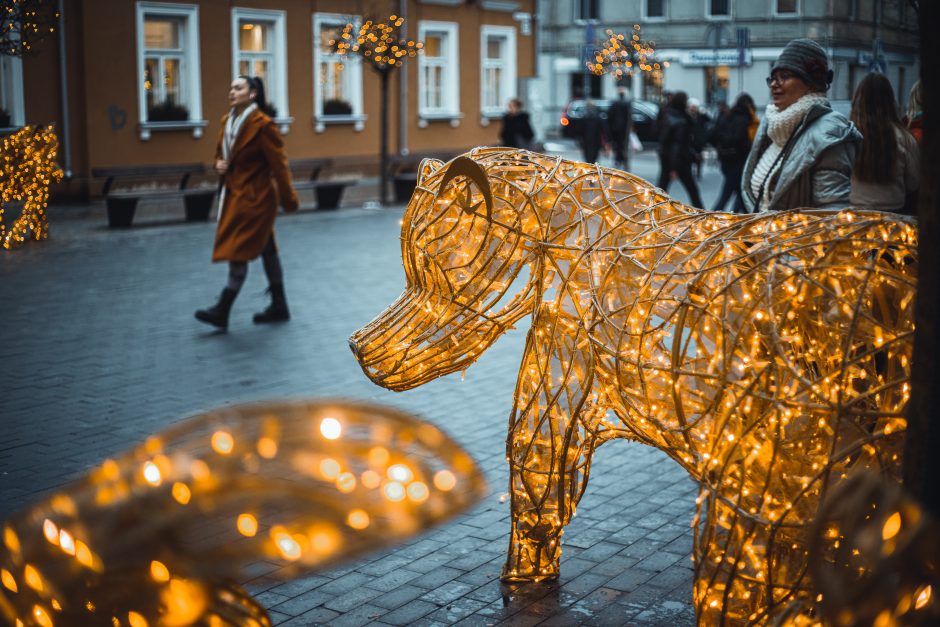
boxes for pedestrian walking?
[195,75,299,331]
[657,91,704,209]
[687,97,711,180]
[579,100,607,164]
[742,39,861,212]
[710,93,757,213]
[608,88,633,170]
[904,80,924,145]
[849,73,920,214]
[499,98,535,149]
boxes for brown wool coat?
[212,110,298,262]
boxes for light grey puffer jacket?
[741,104,862,212]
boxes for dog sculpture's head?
[350,152,538,391]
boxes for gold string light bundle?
[0,399,486,626]
[1,125,62,250]
[587,25,663,79]
[349,148,917,624]
[329,15,422,72]
[807,472,938,626]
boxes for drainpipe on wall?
[398,0,409,156]
[57,0,72,179]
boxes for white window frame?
[642,0,667,21]
[772,0,800,17]
[418,20,461,126]
[135,2,205,140]
[480,25,517,123]
[706,0,732,19]
[574,0,599,23]
[0,54,25,129]
[231,7,291,134]
[313,12,365,133]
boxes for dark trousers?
[712,161,746,213]
[657,161,704,209]
[611,133,629,170]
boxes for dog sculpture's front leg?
[501,308,599,582]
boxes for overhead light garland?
[587,25,665,78]
[330,15,423,73]
[1,125,62,250]
[0,399,485,625]
[350,147,917,624]
[0,0,59,56]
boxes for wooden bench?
[92,164,215,228]
[289,158,350,210]
[388,151,458,202]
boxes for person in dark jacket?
[742,39,860,212]
[499,98,535,149]
[579,100,606,164]
[710,93,756,213]
[656,91,704,208]
[607,88,633,170]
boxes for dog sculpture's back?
[350,148,917,624]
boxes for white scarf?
[223,102,258,162]
[218,103,258,220]
[751,93,829,211]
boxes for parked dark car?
[560,98,660,146]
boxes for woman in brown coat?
[195,76,298,331]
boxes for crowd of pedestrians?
[656,38,921,216]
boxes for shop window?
[136,2,204,138]
[705,65,730,105]
[480,26,516,118]
[0,54,24,128]
[313,13,365,132]
[233,8,289,127]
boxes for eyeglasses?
[766,71,797,87]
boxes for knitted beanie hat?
[772,39,834,92]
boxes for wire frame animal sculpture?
[0,399,485,626]
[349,148,917,624]
[806,472,939,626]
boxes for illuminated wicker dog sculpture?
[349,148,917,624]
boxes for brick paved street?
[0,147,721,625]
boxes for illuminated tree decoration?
[587,25,664,79]
[330,15,423,205]
[1,125,62,250]
[0,399,486,625]
[350,148,918,624]
[0,0,59,57]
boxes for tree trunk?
[903,0,939,517]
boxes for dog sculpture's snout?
[348,339,361,360]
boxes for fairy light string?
[329,14,423,73]
[349,147,918,624]
[587,25,664,79]
[1,125,62,250]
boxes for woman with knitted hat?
[741,39,861,212]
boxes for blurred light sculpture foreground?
[1,125,62,249]
[349,148,918,624]
[807,472,939,626]
[0,399,485,626]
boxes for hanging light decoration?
[0,399,486,625]
[0,0,60,56]
[587,25,664,79]
[330,15,423,73]
[1,125,62,250]
[350,147,917,624]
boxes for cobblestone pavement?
[0,148,727,625]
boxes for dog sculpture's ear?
[417,158,445,186]
[438,156,493,221]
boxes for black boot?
[195,288,238,330]
[253,283,290,324]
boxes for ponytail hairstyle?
[238,75,277,118]
[850,72,901,184]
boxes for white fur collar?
[764,93,829,147]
